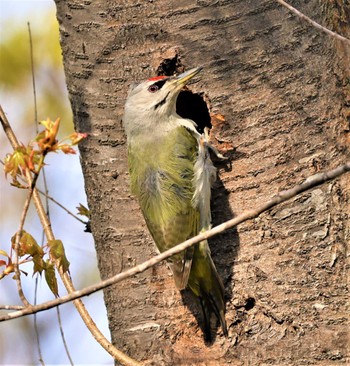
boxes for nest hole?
[176,90,211,134]
[157,56,211,134]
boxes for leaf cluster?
[0,231,70,297]
[1,117,86,296]
[3,118,87,187]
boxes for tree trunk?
[55,0,349,364]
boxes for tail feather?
[199,297,212,342]
[188,240,228,340]
[206,288,228,337]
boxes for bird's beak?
[172,67,202,86]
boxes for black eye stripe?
[154,79,167,89]
[148,78,168,93]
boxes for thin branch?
[0,158,86,225]
[28,23,45,364]
[56,306,74,366]
[1,92,33,307]
[0,105,141,366]
[0,304,25,310]
[0,105,20,147]
[276,0,350,44]
[4,108,42,307]
[13,193,33,307]
[28,22,38,129]
[34,277,45,366]
[37,188,87,225]
[1,161,349,322]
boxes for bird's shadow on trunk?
[181,173,239,343]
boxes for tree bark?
[55,0,349,364]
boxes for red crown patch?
[147,75,168,81]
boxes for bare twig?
[28,22,38,129]
[34,277,45,366]
[56,306,74,366]
[37,188,87,225]
[28,23,46,364]
[0,158,86,225]
[0,106,31,307]
[1,162,348,322]
[0,105,141,366]
[12,196,33,307]
[0,106,20,147]
[0,304,25,310]
[276,0,350,44]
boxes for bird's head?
[123,67,202,137]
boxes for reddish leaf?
[0,260,7,267]
[0,248,14,279]
[57,144,76,155]
[69,132,88,145]
[36,118,60,153]
[1,263,14,278]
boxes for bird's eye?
[148,84,159,93]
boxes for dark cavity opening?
[156,54,180,76]
[156,56,211,134]
[176,90,211,134]
[244,297,256,311]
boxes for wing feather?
[128,126,199,289]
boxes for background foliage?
[0,1,112,364]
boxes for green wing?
[129,126,228,338]
[128,126,199,289]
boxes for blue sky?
[0,1,113,364]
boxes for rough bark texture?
[55,0,349,365]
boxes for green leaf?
[44,260,59,297]
[47,239,70,273]
[0,249,9,258]
[76,203,90,219]
[12,231,44,258]
[33,254,45,275]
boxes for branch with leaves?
[1,116,84,290]
[0,106,141,366]
[1,109,349,366]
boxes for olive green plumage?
[123,68,227,340]
[129,127,198,289]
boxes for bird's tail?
[188,240,228,341]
